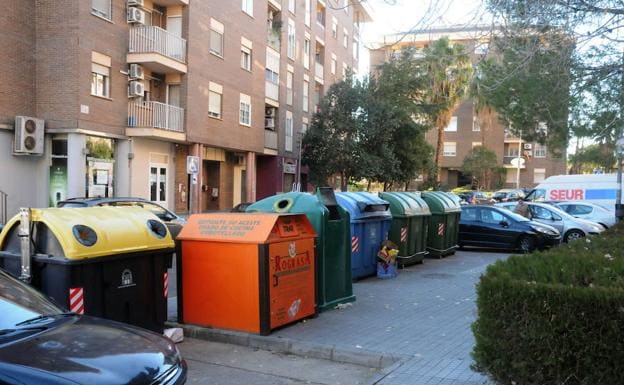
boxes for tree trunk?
[367,179,371,192]
[340,172,348,192]
[434,111,452,183]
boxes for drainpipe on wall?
[18,207,32,284]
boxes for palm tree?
[422,38,472,183]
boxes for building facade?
[369,27,567,190]
[0,0,371,220]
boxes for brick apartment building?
[0,0,371,219]
[370,26,567,190]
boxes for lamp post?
[616,136,624,222]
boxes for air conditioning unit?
[524,143,533,150]
[128,64,144,80]
[127,0,144,7]
[265,118,275,129]
[128,80,145,98]
[127,7,146,24]
[14,116,45,155]
[265,107,276,117]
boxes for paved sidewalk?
[170,250,508,385]
[272,250,506,385]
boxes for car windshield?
[493,192,507,198]
[57,202,88,208]
[0,271,62,329]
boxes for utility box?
[177,213,317,335]
[0,207,174,332]
[247,188,355,312]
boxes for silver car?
[554,202,616,230]
[496,202,604,242]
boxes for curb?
[168,322,408,371]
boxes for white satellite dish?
[510,157,525,167]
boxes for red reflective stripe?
[351,236,359,252]
[163,272,169,298]
[438,223,445,236]
[69,288,84,315]
[400,227,407,242]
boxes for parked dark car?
[459,205,561,252]
[0,268,187,385]
[457,191,492,205]
[491,189,525,202]
[58,197,186,239]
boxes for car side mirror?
[500,220,509,227]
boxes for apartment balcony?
[128,26,187,74]
[264,129,278,153]
[314,62,324,83]
[266,81,279,102]
[126,101,186,142]
[503,156,526,169]
[268,29,281,52]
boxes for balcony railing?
[266,81,279,101]
[268,29,281,52]
[128,101,185,132]
[129,26,187,63]
[315,62,324,80]
[265,129,278,150]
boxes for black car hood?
[0,316,180,385]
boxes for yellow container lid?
[0,207,174,260]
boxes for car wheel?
[518,235,536,253]
[564,229,585,243]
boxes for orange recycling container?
[177,213,317,335]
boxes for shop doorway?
[202,160,220,211]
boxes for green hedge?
[472,222,624,385]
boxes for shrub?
[472,222,624,385]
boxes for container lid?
[0,207,174,260]
[177,213,316,244]
[335,192,392,220]
[378,192,431,217]
[421,191,462,213]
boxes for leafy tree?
[462,146,505,190]
[420,38,472,182]
[476,32,572,153]
[365,49,434,190]
[302,76,367,191]
[568,143,616,174]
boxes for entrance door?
[202,161,221,211]
[150,164,168,206]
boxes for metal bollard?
[18,208,32,283]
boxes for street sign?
[187,156,199,175]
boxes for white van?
[525,174,621,211]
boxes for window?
[287,19,296,60]
[332,18,338,38]
[343,28,348,48]
[331,55,337,74]
[481,208,505,224]
[567,204,593,215]
[530,205,554,220]
[208,82,223,119]
[303,38,310,69]
[534,168,546,183]
[92,0,111,19]
[91,64,110,98]
[210,18,224,57]
[472,116,481,131]
[472,142,482,148]
[286,70,293,105]
[285,111,293,152]
[534,143,547,158]
[149,165,167,203]
[444,116,458,132]
[241,37,252,71]
[353,37,359,59]
[460,207,478,221]
[443,142,456,156]
[302,122,309,133]
[239,93,251,126]
[343,0,349,13]
[304,0,311,26]
[342,62,348,79]
[242,0,253,16]
[91,52,111,98]
[303,80,309,112]
[505,169,516,184]
[288,0,295,14]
